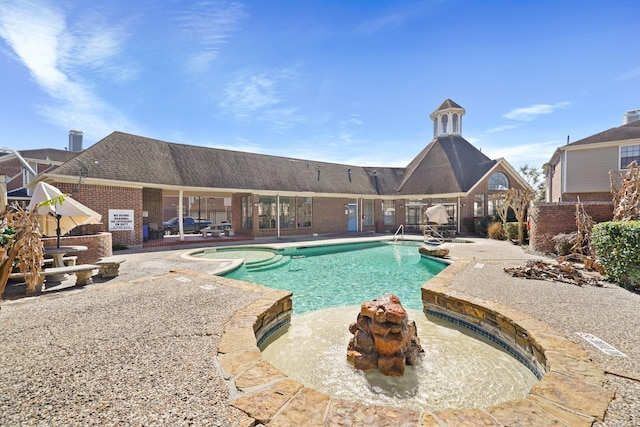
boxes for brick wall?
[528,202,614,253]
[559,193,612,202]
[55,183,144,247]
[142,188,163,227]
[41,232,112,264]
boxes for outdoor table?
[44,245,88,281]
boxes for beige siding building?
[544,114,640,202]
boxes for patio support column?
[457,196,461,233]
[276,194,281,239]
[178,190,185,240]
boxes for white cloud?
[503,101,570,122]
[219,68,303,131]
[176,1,247,73]
[482,140,561,168]
[486,124,521,133]
[350,114,363,125]
[616,66,640,81]
[0,0,137,140]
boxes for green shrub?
[592,221,640,291]
[112,244,129,251]
[0,227,16,247]
[552,232,578,256]
[488,222,506,240]
[504,222,519,241]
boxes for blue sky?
[1,0,638,171]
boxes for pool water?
[262,306,538,412]
[223,241,446,314]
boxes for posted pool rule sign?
[108,209,135,231]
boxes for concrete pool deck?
[1,236,638,425]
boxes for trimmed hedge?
[592,221,640,291]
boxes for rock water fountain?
[347,294,423,376]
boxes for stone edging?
[217,258,615,426]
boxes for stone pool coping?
[217,256,615,426]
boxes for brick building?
[25,100,531,248]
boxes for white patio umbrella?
[425,204,450,225]
[27,182,102,247]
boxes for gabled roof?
[432,99,464,114]
[42,128,519,198]
[0,148,77,164]
[398,135,493,195]
[566,120,640,147]
[18,148,78,163]
[48,132,405,196]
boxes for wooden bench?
[95,256,126,278]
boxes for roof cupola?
[429,99,465,138]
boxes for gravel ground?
[1,237,638,426]
[1,255,257,426]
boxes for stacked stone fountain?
[347,294,423,376]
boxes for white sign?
[109,209,135,231]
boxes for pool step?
[246,255,291,272]
[245,253,280,268]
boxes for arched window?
[452,113,459,133]
[441,115,448,134]
[433,117,438,137]
[488,172,509,190]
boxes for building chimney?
[623,110,640,125]
[69,130,83,151]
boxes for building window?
[441,115,448,134]
[363,199,374,226]
[433,117,438,137]
[257,196,276,228]
[382,200,395,225]
[241,196,252,230]
[279,197,294,228]
[474,194,485,216]
[296,197,312,228]
[488,194,505,216]
[488,172,509,190]
[452,113,459,133]
[620,144,640,169]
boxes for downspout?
[178,190,185,240]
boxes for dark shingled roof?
[398,135,493,195]
[18,148,77,163]
[50,132,406,195]
[432,99,464,114]
[47,131,505,197]
[567,120,640,146]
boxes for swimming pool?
[214,241,447,314]
[191,240,539,411]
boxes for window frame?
[488,172,509,191]
[620,144,640,170]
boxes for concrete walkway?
[1,236,638,426]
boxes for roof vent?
[623,110,640,125]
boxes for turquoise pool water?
[222,241,447,314]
